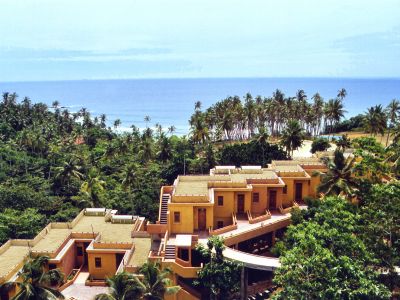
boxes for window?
[252,192,259,203]
[77,246,83,256]
[217,196,224,206]
[283,185,287,194]
[95,257,102,268]
[174,212,181,223]
[217,221,224,229]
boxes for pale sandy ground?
[62,272,107,300]
[292,140,337,158]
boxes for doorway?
[237,194,245,214]
[269,190,277,210]
[115,253,124,269]
[198,208,206,230]
[295,183,303,201]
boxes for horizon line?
[1,75,400,84]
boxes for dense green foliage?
[310,137,331,153]
[219,140,288,167]
[194,236,243,299]
[273,197,391,299]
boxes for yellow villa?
[0,158,326,300]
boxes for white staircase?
[160,194,170,224]
[165,244,176,259]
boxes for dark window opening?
[95,257,102,268]
[217,196,224,206]
[174,212,180,223]
[77,246,83,256]
[252,193,259,203]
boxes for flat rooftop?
[0,245,30,278]
[175,178,210,195]
[73,215,133,243]
[128,238,151,267]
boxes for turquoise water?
[1,78,399,135]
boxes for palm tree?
[94,272,143,300]
[157,134,173,161]
[364,105,387,138]
[324,99,346,135]
[53,156,83,190]
[121,164,138,191]
[194,101,202,111]
[137,262,180,299]
[0,256,64,300]
[113,119,122,130]
[316,150,358,199]
[385,99,400,146]
[337,88,347,100]
[80,169,106,207]
[167,125,176,135]
[335,134,351,151]
[190,116,209,144]
[144,116,151,128]
[280,120,305,157]
[255,127,269,166]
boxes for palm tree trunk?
[386,127,391,146]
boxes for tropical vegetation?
[0,256,65,300]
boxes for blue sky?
[1,0,400,81]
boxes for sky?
[1,0,400,81]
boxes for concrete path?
[62,272,108,300]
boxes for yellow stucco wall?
[169,204,213,233]
[250,186,268,214]
[213,191,235,228]
[88,252,117,280]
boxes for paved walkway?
[62,272,108,300]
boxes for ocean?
[1,78,399,135]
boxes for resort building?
[0,158,326,300]
[147,159,327,299]
[0,208,151,300]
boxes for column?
[240,267,248,300]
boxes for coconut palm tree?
[337,88,347,100]
[113,119,121,130]
[0,256,64,300]
[94,272,143,300]
[80,169,106,207]
[144,116,151,128]
[335,134,351,151]
[157,134,173,161]
[167,125,176,135]
[190,116,209,144]
[364,105,387,138]
[121,163,138,192]
[316,150,358,199]
[53,156,84,190]
[137,262,180,299]
[385,99,400,146]
[324,99,346,135]
[280,120,305,157]
[255,127,269,166]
